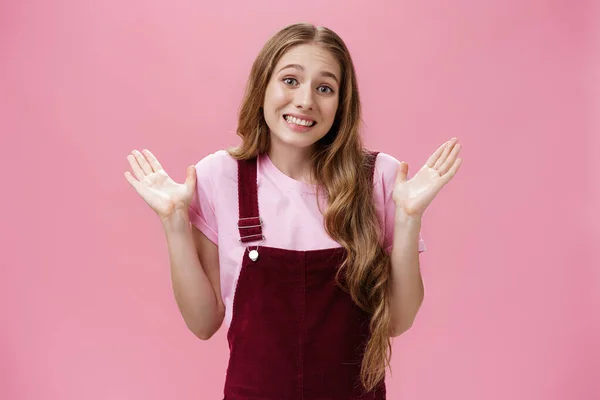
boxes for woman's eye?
[283,78,298,86]
[318,86,333,94]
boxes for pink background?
[1,0,598,399]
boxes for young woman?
[125,23,461,399]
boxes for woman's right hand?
[124,149,196,221]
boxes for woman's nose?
[295,85,314,110]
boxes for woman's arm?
[388,209,424,337]
[388,138,462,336]
[162,209,225,340]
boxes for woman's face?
[263,43,341,151]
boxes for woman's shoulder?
[194,149,239,182]
[195,149,236,167]
[369,151,401,185]
[372,150,400,167]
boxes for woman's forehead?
[275,44,341,80]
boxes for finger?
[132,149,154,175]
[433,138,457,170]
[442,158,462,184]
[426,140,451,168]
[127,154,146,181]
[438,143,461,176]
[124,170,143,192]
[395,162,408,184]
[142,149,163,172]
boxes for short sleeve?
[188,153,219,245]
[374,152,427,254]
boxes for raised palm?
[124,149,196,219]
[393,138,462,218]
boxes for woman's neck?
[267,141,316,185]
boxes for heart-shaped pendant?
[249,249,259,262]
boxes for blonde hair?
[228,23,392,391]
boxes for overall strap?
[237,157,263,243]
[365,150,380,184]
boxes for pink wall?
[1,0,597,399]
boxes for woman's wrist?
[161,207,192,233]
[395,207,422,226]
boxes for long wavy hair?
[228,23,393,391]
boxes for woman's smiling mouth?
[283,114,316,128]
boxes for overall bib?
[223,152,386,400]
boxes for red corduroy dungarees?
[223,152,385,400]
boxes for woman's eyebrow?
[277,64,339,84]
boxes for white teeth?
[285,115,314,127]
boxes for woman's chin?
[274,124,328,147]
[272,131,323,150]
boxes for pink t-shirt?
[189,150,426,328]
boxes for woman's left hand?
[392,138,462,218]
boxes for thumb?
[185,165,197,190]
[395,162,409,184]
